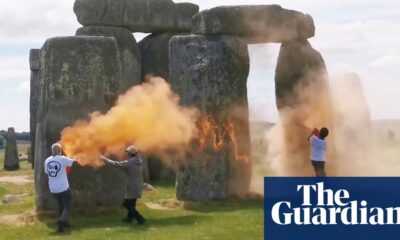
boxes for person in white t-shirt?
[44,143,75,233]
[308,127,329,177]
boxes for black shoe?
[122,218,133,223]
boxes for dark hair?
[319,127,329,139]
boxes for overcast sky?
[1,0,399,131]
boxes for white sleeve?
[44,160,48,174]
[63,156,74,167]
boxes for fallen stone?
[170,35,252,201]
[35,36,127,211]
[4,127,19,171]
[76,26,142,91]
[19,155,29,161]
[192,5,315,44]
[2,195,22,204]
[143,183,156,191]
[73,0,199,33]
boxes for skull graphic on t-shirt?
[47,161,62,177]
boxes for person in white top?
[308,127,329,177]
[44,143,75,233]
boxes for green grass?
[0,141,33,176]
[0,183,263,240]
[0,142,263,240]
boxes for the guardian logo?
[264,177,400,240]
[271,182,400,225]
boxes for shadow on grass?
[38,210,207,235]
[183,197,264,213]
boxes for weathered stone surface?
[175,3,199,31]
[30,48,41,168]
[192,5,315,44]
[76,26,141,91]
[30,70,39,168]
[29,49,40,71]
[73,0,199,33]
[331,73,372,175]
[35,36,127,210]
[4,127,19,171]
[170,35,251,201]
[138,33,175,81]
[274,40,334,176]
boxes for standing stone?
[192,5,315,44]
[138,33,181,182]
[30,49,41,168]
[4,127,19,171]
[73,0,199,33]
[274,39,334,176]
[76,26,141,91]
[170,35,251,201]
[331,72,372,175]
[29,49,40,71]
[138,33,175,81]
[35,36,126,211]
[147,155,175,182]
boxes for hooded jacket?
[103,155,144,199]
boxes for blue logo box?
[264,177,400,240]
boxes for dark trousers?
[311,160,327,177]
[123,198,145,223]
[52,189,71,224]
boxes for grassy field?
[0,142,264,240]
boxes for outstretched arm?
[100,155,129,169]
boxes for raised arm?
[308,128,319,141]
[100,155,129,169]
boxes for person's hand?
[312,128,320,137]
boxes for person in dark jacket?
[101,145,146,225]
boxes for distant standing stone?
[4,127,19,171]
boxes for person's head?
[319,127,329,139]
[51,143,62,156]
[126,145,139,158]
